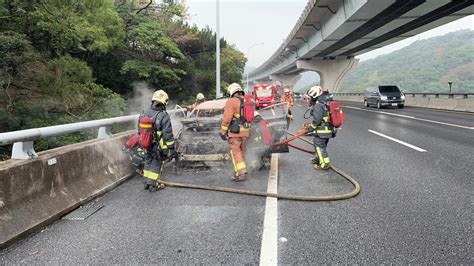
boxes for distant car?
[364,85,405,109]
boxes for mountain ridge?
[340,30,474,93]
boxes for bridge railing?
[0,108,185,160]
[333,92,473,99]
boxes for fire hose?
[156,126,360,201]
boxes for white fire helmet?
[306,86,323,99]
[227,83,243,96]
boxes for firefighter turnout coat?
[310,99,333,169]
[141,105,175,182]
[220,96,249,176]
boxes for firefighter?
[141,90,176,191]
[187,93,206,110]
[306,86,333,170]
[281,87,294,119]
[219,83,249,181]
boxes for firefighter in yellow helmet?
[306,85,333,170]
[219,83,249,181]
[187,93,206,111]
[141,90,176,191]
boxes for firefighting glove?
[219,132,228,141]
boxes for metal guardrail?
[0,108,183,160]
[333,93,473,99]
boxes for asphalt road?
[1,101,473,264]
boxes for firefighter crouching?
[281,87,294,120]
[141,90,176,191]
[306,86,334,170]
[187,93,206,111]
[219,83,249,182]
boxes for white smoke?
[127,82,155,114]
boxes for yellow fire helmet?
[152,90,169,105]
[196,93,205,100]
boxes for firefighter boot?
[148,182,165,192]
[231,173,247,182]
[143,177,155,190]
[311,157,320,165]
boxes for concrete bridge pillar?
[269,74,302,93]
[296,58,359,93]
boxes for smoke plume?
[127,82,155,114]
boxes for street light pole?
[246,43,264,92]
[215,0,221,99]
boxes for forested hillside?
[0,0,245,157]
[340,30,474,93]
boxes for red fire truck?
[253,84,277,109]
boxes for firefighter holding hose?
[306,86,334,170]
[139,90,176,191]
[219,83,249,182]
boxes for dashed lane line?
[343,105,473,130]
[259,153,279,266]
[368,130,427,152]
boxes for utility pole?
[246,43,264,92]
[215,0,221,98]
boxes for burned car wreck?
[175,99,289,169]
[125,98,289,170]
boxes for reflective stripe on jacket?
[281,94,294,107]
[142,106,175,150]
[310,101,333,138]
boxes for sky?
[185,0,474,68]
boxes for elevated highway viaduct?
[245,0,473,92]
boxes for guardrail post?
[11,141,38,160]
[97,126,112,139]
[463,94,468,99]
[448,94,454,99]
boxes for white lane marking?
[379,111,415,119]
[343,105,472,130]
[259,153,279,266]
[344,106,362,110]
[368,130,427,152]
[411,117,473,130]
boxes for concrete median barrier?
[426,98,458,110]
[334,95,363,103]
[405,97,429,108]
[454,99,474,112]
[0,131,134,249]
[335,95,473,113]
